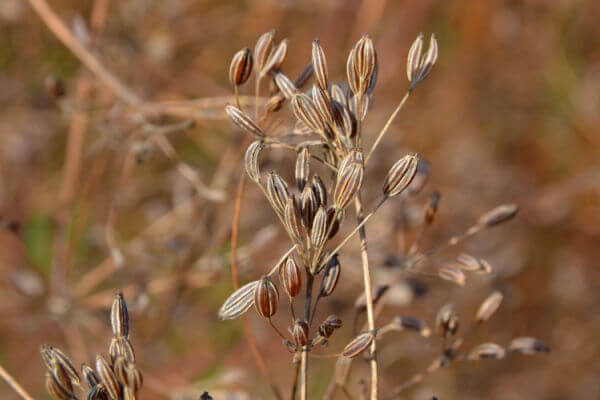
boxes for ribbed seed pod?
[382,154,419,197]
[254,276,279,318]
[407,33,438,88]
[390,316,431,337]
[319,315,343,338]
[279,257,302,298]
[477,204,519,227]
[111,292,129,338]
[40,344,54,371]
[508,337,550,355]
[338,148,363,176]
[284,196,303,244]
[467,343,506,360]
[126,364,143,392]
[312,39,328,91]
[262,39,288,76]
[331,84,348,107]
[225,105,265,138]
[349,93,369,122]
[109,336,136,364]
[407,33,424,83]
[292,319,310,347]
[45,372,74,400]
[424,191,441,224]
[82,364,100,389]
[229,47,253,86]
[310,206,328,251]
[312,175,327,207]
[244,141,263,183]
[312,84,334,125]
[320,254,340,297]
[295,147,310,191]
[43,346,80,385]
[438,266,466,286]
[292,94,325,133]
[346,47,360,96]
[475,291,503,323]
[436,304,459,338]
[218,280,260,320]
[51,358,74,395]
[274,71,298,99]
[342,331,375,358]
[95,354,120,400]
[301,185,318,230]
[255,30,275,73]
[333,160,364,210]
[352,35,377,95]
[87,384,109,400]
[332,100,357,139]
[112,357,128,387]
[266,172,290,215]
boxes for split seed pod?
[225,105,265,138]
[407,33,438,89]
[295,147,310,191]
[244,141,263,183]
[218,280,260,320]
[382,154,419,197]
[111,292,129,338]
[475,291,503,323]
[320,254,341,297]
[292,319,310,347]
[255,30,275,73]
[254,276,279,318]
[342,331,375,358]
[229,48,253,86]
[280,257,302,299]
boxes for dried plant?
[220,31,549,400]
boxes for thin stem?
[382,357,444,400]
[234,86,241,109]
[300,349,308,400]
[0,365,35,400]
[365,91,411,165]
[268,318,289,342]
[423,224,481,256]
[291,356,301,400]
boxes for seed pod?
[254,276,279,318]
[229,47,253,86]
[338,148,363,173]
[254,30,275,72]
[332,100,357,139]
[126,364,143,392]
[274,71,298,99]
[382,154,419,197]
[87,384,108,400]
[438,266,466,286]
[454,253,480,272]
[320,254,341,297]
[266,172,290,215]
[111,292,129,338]
[292,94,325,133]
[294,63,314,88]
[436,303,459,338]
[390,316,431,337]
[262,39,288,76]
[280,257,302,298]
[319,315,343,338]
[355,284,389,311]
[407,33,424,83]
[475,291,503,323]
[310,206,328,251]
[312,39,328,91]
[407,33,438,88]
[333,160,364,210]
[295,147,310,191]
[312,175,327,207]
[467,343,506,360]
[342,331,375,358]
[284,196,303,244]
[346,47,360,96]
[312,84,334,125]
[45,372,74,400]
[301,185,318,230]
[265,93,286,113]
[478,259,493,274]
[292,319,310,347]
[109,336,136,364]
[351,35,377,95]
[96,354,120,400]
[508,337,550,355]
[82,364,100,389]
[218,280,260,320]
[51,358,74,395]
[331,84,348,106]
[244,141,263,183]
[42,346,80,385]
[424,191,440,224]
[112,357,128,387]
[477,204,519,227]
[225,105,265,138]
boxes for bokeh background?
[1,0,599,399]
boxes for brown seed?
[334,152,364,209]
[96,354,120,400]
[41,346,80,385]
[274,71,298,99]
[225,105,265,138]
[320,254,341,297]
[312,175,328,207]
[301,185,318,230]
[244,141,263,183]
[51,358,74,395]
[229,47,253,86]
[424,191,440,224]
[45,372,74,400]
[342,331,375,358]
[312,39,329,91]
[111,292,129,338]
[436,303,459,338]
[218,280,260,320]
[467,343,506,360]
[312,84,334,125]
[326,206,343,239]
[508,337,550,355]
[477,204,519,227]
[310,206,328,251]
[438,266,466,286]
[292,319,310,347]
[82,364,100,389]
[355,284,389,311]
[382,154,419,197]
[319,315,343,338]
[254,30,275,72]
[390,316,431,337]
[295,147,310,191]
[266,172,290,216]
[475,291,503,323]
[280,257,302,298]
[262,39,288,76]
[254,276,279,318]
[292,93,325,133]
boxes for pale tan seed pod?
[349,93,369,121]
[96,354,120,400]
[407,33,438,88]
[331,84,348,107]
[274,71,298,99]
[319,315,343,338]
[45,372,75,400]
[475,291,503,323]
[225,105,265,138]
[312,39,329,91]
[346,47,359,96]
[229,47,253,86]
[292,319,310,347]
[284,196,303,244]
[390,316,431,337]
[342,331,375,358]
[320,254,340,297]
[266,172,290,216]
[292,93,325,132]
[310,206,328,251]
[477,204,519,228]
[382,154,419,197]
[301,185,318,230]
[424,191,440,224]
[508,337,550,355]
[112,356,128,387]
[111,292,129,338]
[51,358,74,395]
[265,93,286,113]
[436,303,459,338]
[254,276,279,318]
[245,141,263,183]
[312,84,334,125]
[295,147,310,191]
[280,257,302,298]
[255,30,275,72]
[407,33,424,83]
[312,175,327,207]
[355,284,389,312]
[467,343,506,360]
[352,35,377,95]
[333,161,364,210]
[439,266,466,286]
[218,280,260,320]
[262,39,288,76]
[336,148,364,192]
[294,63,314,89]
[82,364,100,389]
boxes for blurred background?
[1,0,599,399]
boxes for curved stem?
[0,365,34,400]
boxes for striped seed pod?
[424,191,441,224]
[508,337,550,355]
[346,47,360,96]
[87,384,108,400]
[280,257,302,298]
[292,319,310,347]
[225,105,265,138]
[45,372,74,400]
[339,147,363,173]
[390,316,431,337]
[301,185,318,230]
[254,30,275,73]
[351,35,377,96]
[477,204,519,228]
[331,83,348,107]
[342,331,375,358]
[320,254,340,297]
[310,206,328,252]
[229,47,253,86]
[407,33,438,89]
[382,154,419,197]
[326,206,343,239]
[312,84,334,125]
[266,172,290,215]
[51,358,74,395]
[312,175,327,207]
[436,304,459,338]
[333,153,364,209]
[348,93,369,122]
[112,357,128,387]
[254,276,279,318]
[438,265,466,286]
[96,354,120,400]
[475,291,503,323]
[82,364,100,389]
[312,39,328,91]
[319,315,343,338]
[126,364,143,392]
[218,280,260,320]
[467,343,506,360]
[42,346,80,385]
[274,71,298,99]
[295,147,310,191]
[284,196,303,244]
[332,100,357,139]
[292,93,325,133]
[111,292,129,338]
[262,39,288,76]
[109,336,136,364]
[244,141,263,183]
